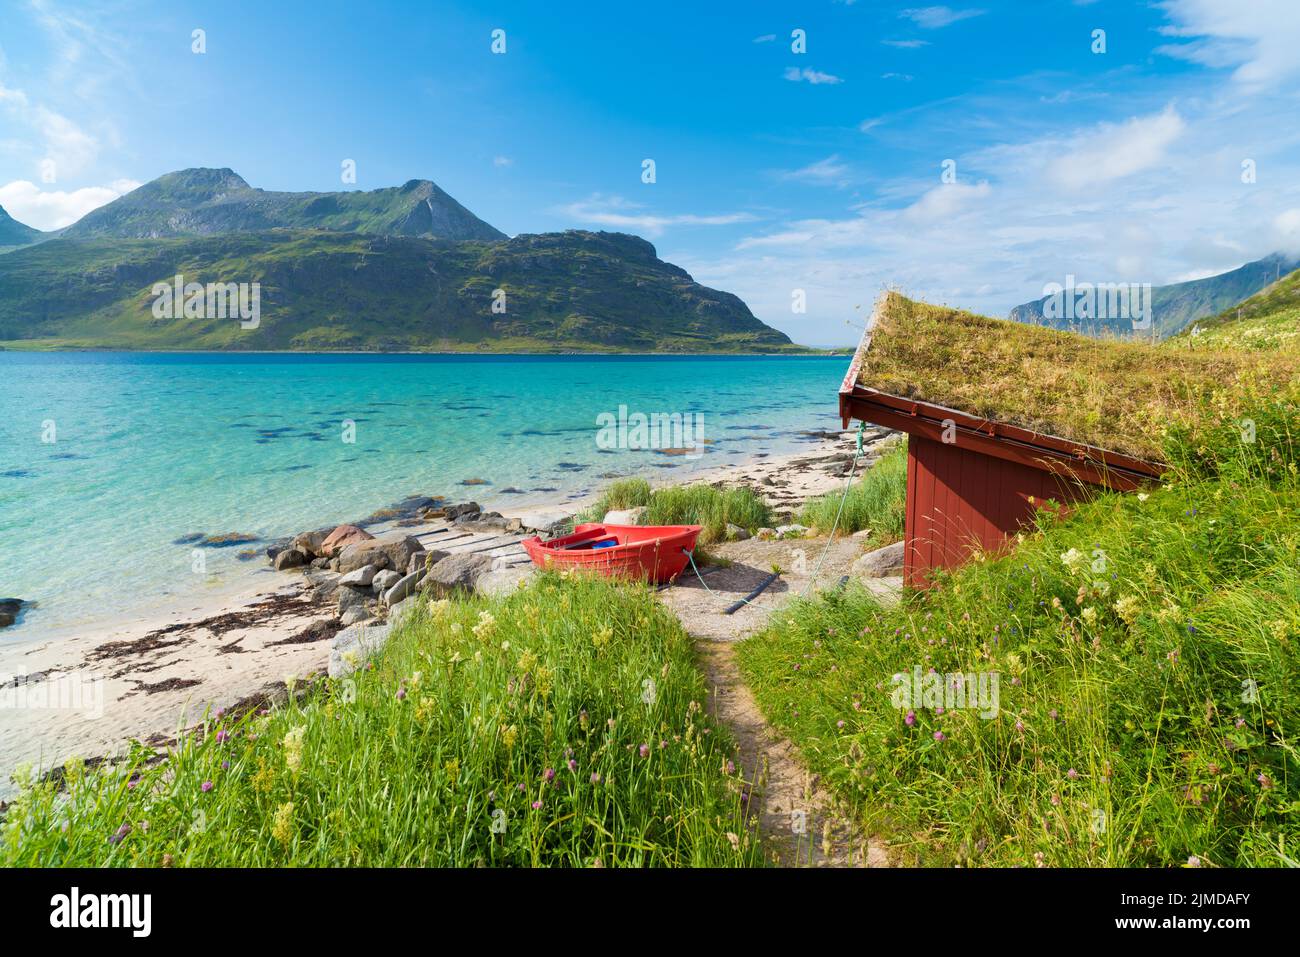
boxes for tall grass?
[583,480,772,544]
[1,574,762,867]
[799,440,907,543]
[740,386,1300,866]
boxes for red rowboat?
[521,523,702,583]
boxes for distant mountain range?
[0,169,795,352]
[1008,253,1300,340]
[0,205,43,249]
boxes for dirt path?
[697,639,889,866]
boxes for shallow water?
[0,352,848,640]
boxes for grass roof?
[855,292,1300,462]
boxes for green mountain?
[1171,265,1300,352]
[1008,253,1300,340]
[0,205,42,250]
[0,229,794,352]
[62,168,506,242]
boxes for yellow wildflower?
[271,802,294,847]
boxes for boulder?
[328,621,392,678]
[603,506,647,525]
[444,502,481,522]
[388,596,419,631]
[475,564,536,598]
[337,586,370,614]
[776,524,809,540]
[383,568,427,607]
[852,541,905,578]
[320,524,374,558]
[273,547,308,570]
[291,529,330,558]
[421,553,495,597]
[339,564,379,588]
[755,527,777,541]
[372,569,401,593]
[310,556,332,569]
[457,514,510,532]
[339,604,373,627]
[724,523,751,541]
[0,598,26,629]
[337,532,423,575]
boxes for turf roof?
[853,292,1300,462]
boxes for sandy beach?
[0,427,900,799]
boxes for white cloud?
[783,67,844,85]
[882,39,930,48]
[899,6,986,29]
[902,180,992,224]
[752,34,776,43]
[0,81,99,176]
[0,178,139,231]
[555,195,754,238]
[779,155,851,187]
[881,73,914,81]
[1045,107,1185,191]
[1157,0,1300,89]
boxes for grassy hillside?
[741,305,1300,866]
[1172,266,1300,352]
[62,168,505,242]
[1009,253,1300,340]
[0,229,796,352]
[1,574,762,867]
[0,205,42,250]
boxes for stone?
[273,547,308,570]
[387,596,419,631]
[506,517,523,534]
[421,553,495,597]
[724,523,751,541]
[337,586,370,614]
[383,568,427,606]
[292,529,330,558]
[474,564,536,598]
[339,604,372,627]
[310,556,332,569]
[444,502,481,522]
[457,515,510,532]
[603,506,647,525]
[0,598,26,629]
[372,569,401,593]
[320,524,374,558]
[328,621,393,678]
[851,540,905,578]
[776,524,809,540]
[337,532,423,575]
[339,564,379,588]
[851,528,873,540]
[755,527,777,540]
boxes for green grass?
[1,574,762,867]
[1173,266,1300,352]
[739,384,1300,867]
[582,479,772,545]
[799,439,907,543]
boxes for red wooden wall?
[904,435,1091,588]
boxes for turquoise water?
[0,353,848,639]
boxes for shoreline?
[0,430,872,798]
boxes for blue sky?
[2,0,1299,345]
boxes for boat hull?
[522,523,702,583]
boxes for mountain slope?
[0,205,42,249]
[1171,266,1300,352]
[62,168,506,242]
[1008,253,1300,340]
[0,229,795,352]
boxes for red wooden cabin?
[839,301,1164,588]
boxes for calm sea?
[0,353,848,640]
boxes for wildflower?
[933,731,945,742]
[1080,607,1097,627]
[1014,720,1025,733]
[531,800,543,810]
[905,710,916,727]
[472,610,496,640]
[1066,768,1078,780]
[201,780,213,793]
[568,759,578,773]
[1059,548,1088,576]
[501,724,519,750]
[283,725,306,773]
[1257,772,1273,789]
[1137,493,1149,503]
[1050,793,1061,806]
[639,744,650,758]
[108,823,131,845]
[543,767,556,783]
[579,709,589,730]
[271,802,294,847]
[1113,596,1141,624]
[221,761,230,771]
[396,686,407,701]
[1187,855,1201,868]
[590,773,601,784]
[836,720,845,729]
[726,832,741,851]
